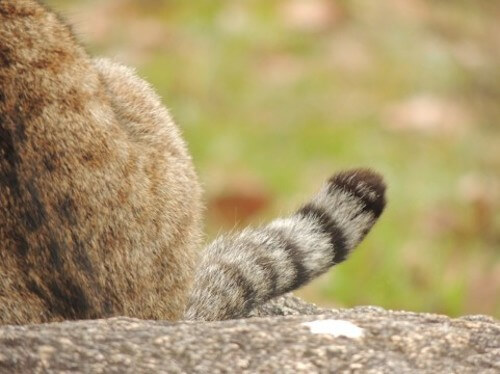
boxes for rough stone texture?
[250,294,329,317]
[0,296,498,373]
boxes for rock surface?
[0,296,498,373]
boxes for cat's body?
[0,0,386,325]
[0,1,202,323]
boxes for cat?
[0,0,386,325]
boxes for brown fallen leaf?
[382,94,471,137]
[279,0,345,33]
[209,192,271,226]
[207,175,272,226]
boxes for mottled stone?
[0,296,498,373]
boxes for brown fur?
[0,0,202,324]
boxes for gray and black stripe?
[184,169,386,321]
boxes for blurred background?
[48,0,499,317]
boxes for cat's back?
[0,0,202,324]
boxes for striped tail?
[184,169,386,321]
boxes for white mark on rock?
[302,319,364,339]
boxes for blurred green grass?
[50,0,499,317]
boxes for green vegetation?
[51,0,499,317]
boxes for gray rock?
[1,296,498,373]
[250,294,328,317]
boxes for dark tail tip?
[328,168,387,218]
